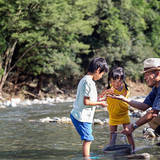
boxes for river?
[0,101,159,160]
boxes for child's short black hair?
[107,66,128,90]
[88,57,108,73]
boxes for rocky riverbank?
[0,95,146,121]
[0,79,151,106]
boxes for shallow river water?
[0,101,160,160]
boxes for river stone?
[124,153,151,159]
[103,144,132,156]
[94,119,104,125]
[60,117,72,124]
[40,117,54,123]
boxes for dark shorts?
[155,125,160,136]
[70,114,94,141]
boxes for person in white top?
[70,57,108,158]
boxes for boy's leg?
[70,114,94,157]
[83,140,92,157]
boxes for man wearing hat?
[108,58,160,136]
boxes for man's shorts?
[70,114,94,141]
[155,125,160,136]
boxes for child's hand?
[98,88,114,101]
[100,101,108,108]
[104,88,114,95]
[98,97,106,102]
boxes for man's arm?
[134,109,159,127]
[122,109,159,135]
[126,100,150,111]
[107,95,150,111]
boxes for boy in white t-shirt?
[70,57,108,158]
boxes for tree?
[0,0,98,95]
[89,0,158,80]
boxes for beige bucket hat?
[143,58,160,73]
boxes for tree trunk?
[37,74,45,99]
[0,41,37,96]
[0,40,17,94]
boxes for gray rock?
[94,119,104,125]
[125,152,151,159]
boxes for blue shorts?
[70,114,94,141]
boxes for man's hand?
[121,124,134,135]
[106,94,128,102]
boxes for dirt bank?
[127,80,151,97]
[1,80,151,101]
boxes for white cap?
[143,58,160,73]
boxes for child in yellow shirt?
[98,67,135,151]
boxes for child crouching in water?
[98,66,135,152]
[70,57,109,158]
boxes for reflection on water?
[0,102,159,160]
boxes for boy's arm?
[84,96,107,108]
[98,88,114,101]
[98,88,107,101]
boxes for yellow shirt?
[107,86,130,125]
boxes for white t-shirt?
[71,75,97,123]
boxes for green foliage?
[0,0,98,82]
[0,0,160,91]
[91,0,160,80]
